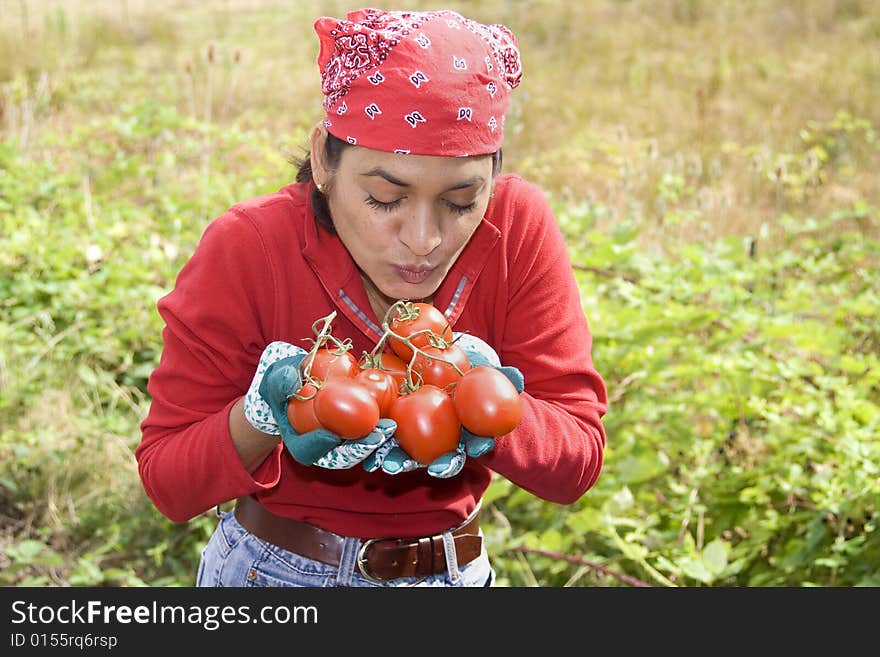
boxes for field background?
[1,0,878,586]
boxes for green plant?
[487,205,879,586]
[1,0,878,588]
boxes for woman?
[136,7,608,587]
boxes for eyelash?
[365,196,402,212]
[365,196,476,215]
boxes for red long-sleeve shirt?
[137,173,608,538]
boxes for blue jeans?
[196,506,496,587]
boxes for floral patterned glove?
[362,438,465,478]
[245,341,395,468]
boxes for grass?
[1,0,878,586]
[3,0,878,241]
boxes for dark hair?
[293,133,504,234]
[293,134,351,233]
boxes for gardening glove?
[313,418,397,469]
[453,332,525,393]
[362,437,466,478]
[245,341,395,468]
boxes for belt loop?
[337,537,360,586]
[441,531,462,585]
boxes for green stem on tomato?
[301,309,349,388]
[290,386,317,402]
[366,327,394,362]
[369,299,466,391]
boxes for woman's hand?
[246,341,395,468]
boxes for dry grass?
[2,0,878,238]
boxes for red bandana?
[314,8,522,157]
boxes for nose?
[398,204,441,256]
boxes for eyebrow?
[361,167,485,191]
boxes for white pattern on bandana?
[316,8,522,156]
[409,71,429,87]
[365,102,382,119]
[320,10,438,110]
[404,111,426,127]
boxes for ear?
[309,122,330,187]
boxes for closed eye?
[445,200,476,215]
[365,195,403,212]
[365,195,476,215]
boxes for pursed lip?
[394,263,435,283]
[395,263,434,273]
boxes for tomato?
[355,368,400,416]
[411,344,471,391]
[313,379,380,439]
[388,302,453,362]
[286,382,322,434]
[389,385,461,464]
[361,351,409,388]
[452,366,522,437]
[302,347,358,382]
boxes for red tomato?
[313,379,380,440]
[411,344,471,391]
[453,366,522,437]
[286,382,322,434]
[389,385,461,464]
[361,351,409,388]
[302,347,358,382]
[388,302,453,362]
[355,368,400,416]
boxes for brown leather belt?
[234,496,482,582]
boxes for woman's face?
[314,129,494,315]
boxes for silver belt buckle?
[356,538,388,584]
